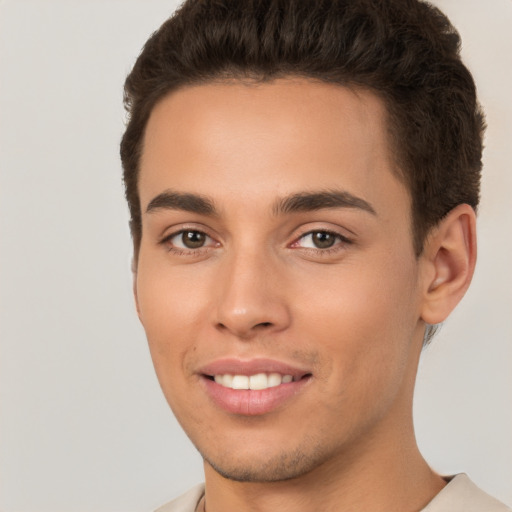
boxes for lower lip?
[201,376,311,416]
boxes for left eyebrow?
[272,190,377,216]
[145,190,218,216]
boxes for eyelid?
[159,222,215,241]
[289,228,353,254]
[291,226,353,244]
[159,225,220,252]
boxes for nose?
[213,249,291,340]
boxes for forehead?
[139,79,407,217]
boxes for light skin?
[134,79,476,512]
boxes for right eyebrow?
[145,190,218,216]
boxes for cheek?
[135,260,209,379]
[294,253,420,394]
[137,252,209,325]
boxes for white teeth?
[213,373,295,390]
[231,375,249,389]
[249,373,268,390]
[267,373,282,387]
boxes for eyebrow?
[145,189,376,217]
[272,190,376,216]
[146,190,217,215]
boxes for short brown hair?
[121,0,485,256]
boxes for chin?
[201,440,335,483]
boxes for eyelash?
[159,228,352,256]
[291,229,352,256]
[159,228,217,256]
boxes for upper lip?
[199,358,312,379]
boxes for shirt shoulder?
[421,474,511,512]
[154,484,205,512]
[155,476,511,512]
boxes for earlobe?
[420,204,477,325]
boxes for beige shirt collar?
[155,474,511,512]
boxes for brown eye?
[293,230,350,252]
[165,229,214,251]
[311,231,336,249]
[180,230,207,249]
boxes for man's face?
[135,79,427,482]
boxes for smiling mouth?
[205,372,311,390]
[201,363,313,415]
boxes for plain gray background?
[0,0,510,510]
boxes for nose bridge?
[214,241,289,338]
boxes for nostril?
[256,322,273,328]
[214,318,279,338]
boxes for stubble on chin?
[200,435,336,483]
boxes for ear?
[420,204,477,325]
